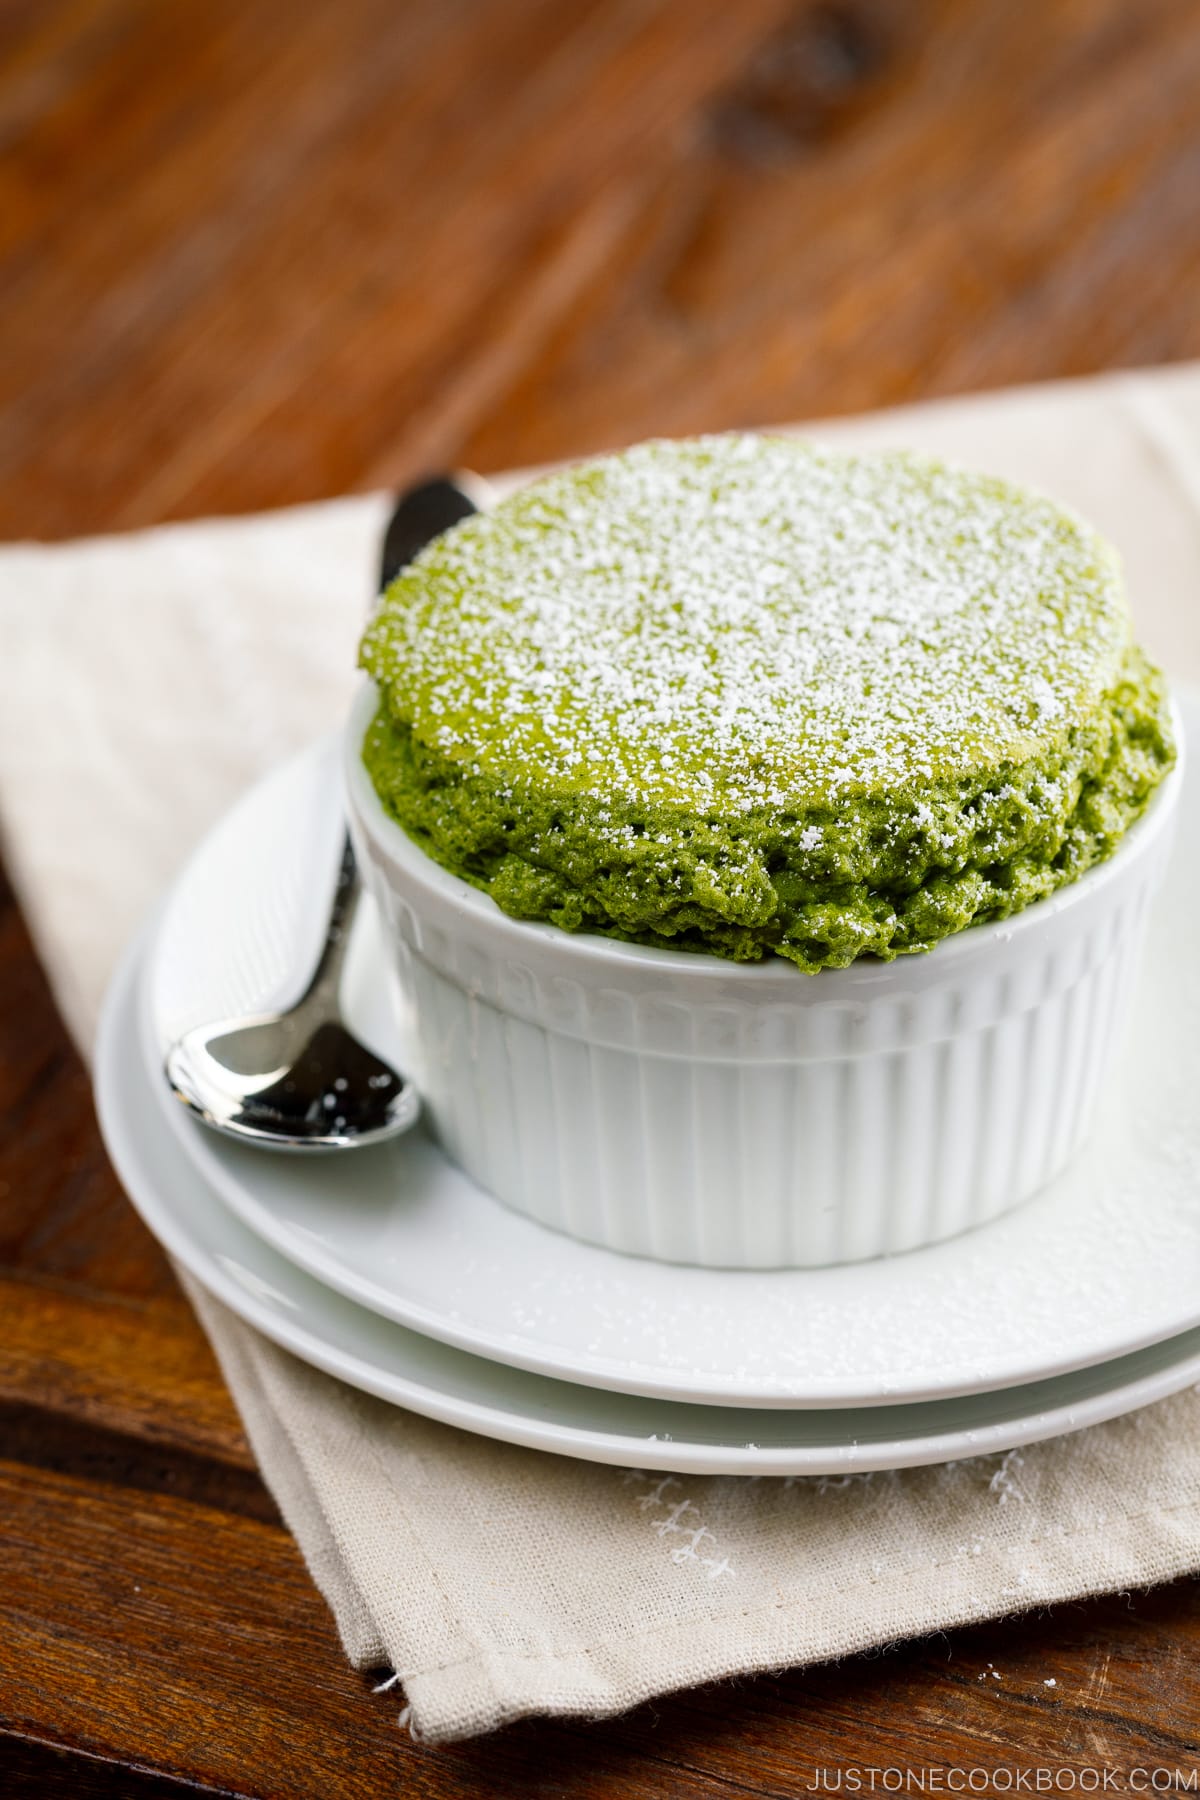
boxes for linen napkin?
[4,367,1200,1744]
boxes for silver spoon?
[163,475,487,1151]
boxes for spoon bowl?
[166,1012,419,1151]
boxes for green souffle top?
[359,435,1175,972]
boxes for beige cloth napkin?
[5,369,1200,1743]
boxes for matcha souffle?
[358,435,1174,973]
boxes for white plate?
[145,693,1200,1410]
[100,926,1200,1475]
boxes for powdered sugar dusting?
[363,435,1128,815]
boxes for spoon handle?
[378,475,484,591]
[302,478,490,1016]
[296,833,363,1013]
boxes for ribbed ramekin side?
[367,887,1160,1267]
[353,756,1175,1268]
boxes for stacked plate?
[96,693,1200,1476]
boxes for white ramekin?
[346,684,1183,1269]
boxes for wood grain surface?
[4,0,1200,1792]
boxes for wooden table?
[4,1,1200,1791]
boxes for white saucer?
[145,692,1200,1410]
[100,926,1200,1475]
